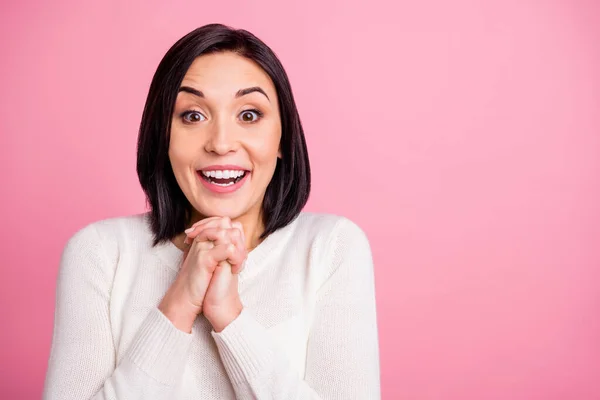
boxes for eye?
[239,109,263,123]
[181,110,206,124]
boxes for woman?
[43,23,380,399]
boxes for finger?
[226,227,245,253]
[185,216,232,239]
[231,259,246,275]
[224,228,246,258]
[224,243,246,266]
[231,222,246,249]
[187,216,222,231]
[183,238,214,259]
[218,216,232,229]
[203,243,238,267]
[193,227,245,251]
[184,220,221,244]
[186,217,222,234]
[208,260,234,295]
[207,242,245,267]
[222,225,246,270]
[185,218,227,240]
[193,227,231,246]
[196,241,214,250]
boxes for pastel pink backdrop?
[1,0,599,398]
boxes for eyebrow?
[236,86,270,102]
[178,86,270,102]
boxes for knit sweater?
[42,211,381,399]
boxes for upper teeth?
[202,170,245,179]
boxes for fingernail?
[184,227,194,234]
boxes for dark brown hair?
[136,24,311,246]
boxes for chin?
[194,202,247,220]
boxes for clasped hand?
[159,216,248,333]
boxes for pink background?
[1,0,599,398]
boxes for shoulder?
[61,212,150,266]
[294,213,374,287]
[293,212,370,246]
[65,212,148,245]
[291,212,372,271]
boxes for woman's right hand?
[158,216,246,333]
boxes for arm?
[42,225,193,400]
[210,218,381,399]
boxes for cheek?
[168,133,195,170]
[248,132,280,166]
[168,145,196,197]
[249,143,280,186]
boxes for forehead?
[180,52,276,95]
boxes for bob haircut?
[136,23,311,246]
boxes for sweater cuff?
[126,307,193,386]
[210,307,274,385]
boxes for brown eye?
[239,109,262,123]
[181,111,206,123]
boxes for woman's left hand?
[189,218,247,332]
[203,260,244,332]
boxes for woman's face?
[169,51,282,222]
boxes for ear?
[277,146,282,159]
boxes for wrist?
[158,291,200,334]
[207,303,244,333]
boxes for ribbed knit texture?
[42,211,381,399]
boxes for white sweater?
[42,212,381,399]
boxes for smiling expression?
[168,51,282,221]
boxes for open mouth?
[198,169,249,187]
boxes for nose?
[203,118,237,155]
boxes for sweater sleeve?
[42,224,193,400]
[210,218,381,399]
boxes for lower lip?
[197,171,250,194]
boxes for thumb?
[209,261,233,291]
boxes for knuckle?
[197,241,212,250]
[205,254,215,265]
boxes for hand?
[158,217,246,333]
[191,218,247,332]
[183,217,247,275]
[202,256,245,333]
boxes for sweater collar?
[150,213,298,281]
